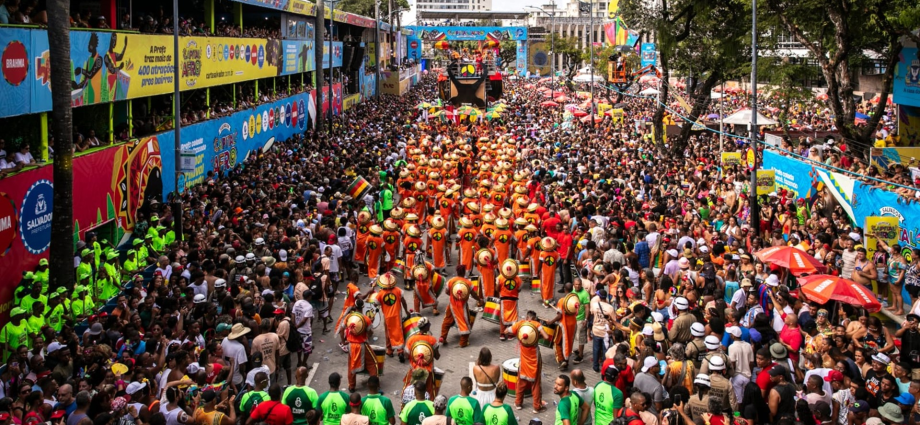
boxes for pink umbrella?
[573,109,588,117]
[524,84,535,89]
[554,95,570,102]
[540,101,559,108]
[564,104,580,112]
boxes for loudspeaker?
[342,45,355,70]
[350,46,365,71]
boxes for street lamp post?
[749,0,759,225]
[375,0,381,99]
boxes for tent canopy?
[639,88,660,96]
[722,109,778,125]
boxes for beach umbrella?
[485,111,502,120]
[555,95,570,102]
[541,101,559,108]
[457,106,476,115]
[799,274,882,313]
[816,93,828,101]
[564,104,580,112]
[416,102,431,109]
[753,246,826,276]
[524,84,535,89]
[573,109,588,117]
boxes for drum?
[502,358,531,398]
[531,278,541,294]
[370,344,386,375]
[391,260,406,277]
[518,262,532,280]
[538,320,558,349]
[467,309,478,331]
[433,367,445,394]
[362,302,382,329]
[346,176,373,200]
[470,275,481,295]
[431,272,445,297]
[403,313,423,338]
[482,297,501,324]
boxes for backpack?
[285,319,303,353]
[612,407,642,425]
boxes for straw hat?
[369,225,384,236]
[476,249,494,266]
[345,312,367,336]
[483,213,497,224]
[383,219,399,232]
[228,323,251,339]
[500,259,519,278]
[377,272,397,289]
[482,204,495,213]
[460,217,474,228]
[516,322,539,347]
[524,224,538,233]
[498,208,513,219]
[431,216,446,229]
[542,237,557,250]
[437,184,447,192]
[513,217,528,226]
[358,211,372,224]
[480,179,492,188]
[401,197,417,209]
[527,203,539,213]
[463,188,478,199]
[495,218,510,230]
[466,201,480,213]
[562,293,580,315]
[514,185,528,194]
[411,264,430,281]
[399,170,410,179]
[451,280,471,301]
[406,225,422,238]
[406,213,420,222]
[409,341,434,366]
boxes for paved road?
[301,248,604,424]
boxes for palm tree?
[48,0,75,291]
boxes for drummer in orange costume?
[497,259,522,341]
[427,216,449,272]
[381,219,401,271]
[523,203,541,227]
[480,211,497,239]
[354,211,373,274]
[334,282,365,351]
[547,288,580,371]
[439,269,482,347]
[413,181,429,219]
[375,272,410,360]
[538,237,561,306]
[403,224,424,271]
[411,263,439,315]
[343,300,379,392]
[504,310,549,412]
[457,217,478,276]
[492,217,515,267]
[404,318,441,397]
[366,225,385,279]
[475,242,498,298]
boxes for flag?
[579,1,592,13]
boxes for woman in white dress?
[471,348,502,407]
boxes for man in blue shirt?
[634,232,650,269]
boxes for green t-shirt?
[27,315,44,332]
[593,382,623,425]
[554,393,582,425]
[317,390,349,425]
[47,304,65,332]
[572,289,590,321]
[361,394,396,425]
[0,320,32,361]
[240,390,269,414]
[283,385,320,425]
[71,297,95,320]
[399,400,434,425]
[20,294,47,314]
[482,404,517,425]
[381,188,394,210]
[447,395,483,425]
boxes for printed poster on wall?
[755,170,776,195]
[720,152,742,166]
[864,216,900,257]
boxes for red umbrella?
[554,95,570,102]
[753,246,826,275]
[573,109,588,117]
[816,93,828,101]
[524,84,535,89]
[799,274,882,312]
[540,101,559,108]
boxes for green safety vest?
[593,382,623,425]
[0,321,32,361]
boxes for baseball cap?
[824,370,844,383]
[641,356,658,373]
[46,342,67,353]
[216,323,232,333]
[726,326,742,338]
[850,400,870,413]
[769,364,788,377]
[603,365,619,381]
[895,392,916,405]
[126,381,147,395]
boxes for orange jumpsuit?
[494,229,515,265]
[480,222,497,239]
[346,314,378,390]
[476,247,498,298]
[553,297,578,365]
[354,223,371,265]
[524,212,541,227]
[458,227,478,271]
[428,227,448,269]
[470,213,483,230]
[438,197,456,220]
[440,277,474,346]
[404,235,423,267]
[414,190,428,217]
[414,262,438,311]
[526,236,541,273]
[403,333,439,397]
[377,286,406,355]
[511,320,543,410]
[539,249,560,302]
[491,191,506,208]
[334,283,360,334]
[382,230,401,270]
[498,275,521,334]
[366,234,385,278]
[514,230,529,262]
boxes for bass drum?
[362,302,382,329]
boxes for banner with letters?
[404,26,528,42]
[755,170,776,195]
[864,216,900,257]
[894,47,920,107]
[281,40,317,75]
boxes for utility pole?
[749,0,759,225]
[589,0,595,126]
[315,0,325,132]
[375,0,381,99]
[171,0,182,239]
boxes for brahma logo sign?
[19,180,53,254]
[2,40,28,86]
[0,192,16,256]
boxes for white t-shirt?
[189,281,208,298]
[328,244,343,273]
[292,300,314,335]
[221,337,248,386]
[13,151,33,164]
[245,365,272,387]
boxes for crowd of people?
[4,64,920,425]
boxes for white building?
[415,0,493,13]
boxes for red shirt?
[249,401,294,425]
[756,362,777,395]
[608,362,634,394]
[542,216,561,236]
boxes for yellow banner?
[756,170,775,195]
[864,216,899,256]
[343,94,360,111]
[610,108,624,124]
[181,36,282,90]
[721,152,742,166]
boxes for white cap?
[214,278,227,288]
[704,335,721,350]
[849,232,861,241]
[694,373,711,386]
[279,249,288,261]
[696,238,706,246]
[691,322,706,337]
[47,342,67,353]
[126,381,147,395]
[187,362,203,375]
[193,294,207,304]
[255,238,265,245]
[727,326,742,338]
[641,356,659,373]
[766,274,779,287]
[707,356,726,371]
[674,297,689,310]
[872,353,891,364]
[642,325,654,336]
[667,249,678,257]
[651,312,664,323]
[699,246,710,254]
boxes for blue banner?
[321,41,343,69]
[0,28,49,117]
[516,40,527,75]
[160,92,313,196]
[404,26,528,41]
[281,40,317,75]
[894,47,920,107]
[641,43,656,67]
